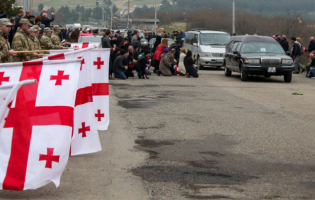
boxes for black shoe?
[138,74,141,79]
[301,68,306,73]
[157,71,160,76]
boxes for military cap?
[0,18,13,26]
[53,25,61,31]
[44,27,52,32]
[19,18,33,26]
[32,25,41,31]
[29,27,37,32]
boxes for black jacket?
[291,42,302,58]
[13,15,21,33]
[308,40,315,52]
[184,57,198,78]
[41,15,55,27]
[153,36,162,53]
[281,39,289,52]
[102,36,112,48]
[136,55,148,74]
[113,55,126,74]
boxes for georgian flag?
[71,42,101,50]
[0,60,81,190]
[39,48,102,156]
[87,49,110,130]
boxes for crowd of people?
[272,34,315,77]
[102,29,198,80]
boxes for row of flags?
[0,43,109,190]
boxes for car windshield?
[79,36,102,43]
[241,42,285,54]
[200,33,230,45]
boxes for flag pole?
[22,79,37,86]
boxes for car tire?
[225,67,232,77]
[284,72,292,83]
[197,57,204,70]
[240,65,248,81]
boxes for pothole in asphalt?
[118,99,157,109]
[131,165,255,186]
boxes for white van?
[184,30,231,69]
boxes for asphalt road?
[1,69,315,199]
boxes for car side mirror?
[233,51,240,56]
[193,43,198,47]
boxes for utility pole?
[127,0,130,29]
[154,0,157,34]
[232,0,235,34]
[102,6,105,28]
[111,7,113,29]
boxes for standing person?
[40,7,48,17]
[67,29,80,43]
[102,30,112,48]
[119,37,130,51]
[305,37,315,52]
[23,10,32,20]
[184,51,198,78]
[132,37,141,51]
[136,50,151,79]
[132,30,140,42]
[51,25,70,48]
[14,9,24,33]
[29,15,35,25]
[113,49,129,80]
[116,31,123,46]
[127,31,132,43]
[40,27,62,50]
[12,19,39,62]
[158,49,173,76]
[153,38,168,73]
[32,25,41,50]
[153,35,161,53]
[291,37,302,74]
[0,18,16,63]
[27,27,39,60]
[178,47,187,75]
[41,13,55,28]
[281,35,289,52]
[8,18,15,46]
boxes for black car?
[224,36,294,82]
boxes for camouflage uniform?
[27,27,37,52]
[0,18,13,63]
[51,25,66,47]
[12,19,33,62]
[40,27,61,50]
[32,25,41,50]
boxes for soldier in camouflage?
[12,19,39,62]
[51,25,70,48]
[32,25,41,50]
[0,18,16,63]
[27,27,37,52]
[40,27,63,50]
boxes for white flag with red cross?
[0,60,81,190]
[71,42,101,50]
[40,48,102,156]
[86,49,110,130]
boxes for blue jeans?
[306,65,311,77]
[115,70,127,80]
[309,68,315,78]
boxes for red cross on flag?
[0,80,36,133]
[0,60,81,190]
[70,42,100,50]
[39,48,102,156]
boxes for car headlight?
[200,52,212,57]
[244,59,260,64]
[282,59,293,64]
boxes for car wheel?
[240,65,248,81]
[284,72,292,83]
[197,57,204,70]
[224,67,232,77]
